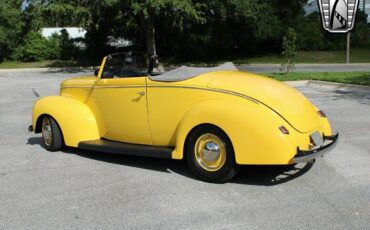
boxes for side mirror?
[94,68,100,76]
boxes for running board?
[78,139,173,159]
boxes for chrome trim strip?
[146,85,260,104]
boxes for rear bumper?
[293,133,339,163]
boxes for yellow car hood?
[61,76,97,87]
[206,71,319,133]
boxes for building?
[40,27,132,49]
[359,0,370,22]
[41,27,87,49]
[304,0,319,15]
[41,27,87,39]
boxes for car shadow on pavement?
[27,137,44,145]
[231,162,314,186]
[27,136,314,185]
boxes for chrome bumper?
[293,133,339,163]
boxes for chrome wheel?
[194,133,226,172]
[42,117,52,146]
[186,126,239,182]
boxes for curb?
[308,80,370,91]
[239,63,370,67]
[284,80,370,91]
[283,80,309,87]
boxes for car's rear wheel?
[41,116,63,151]
[186,125,239,183]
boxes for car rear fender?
[173,99,297,164]
[32,96,100,147]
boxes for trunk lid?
[206,71,319,133]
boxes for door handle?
[137,91,145,96]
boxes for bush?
[296,12,325,50]
[12,32,60,61]
[12,30,80,62]
[281,28,297,73]
[296,12,370,51]
[296,12,345,51]
[351,11,370,48]
[59,29,78,60]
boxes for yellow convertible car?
[29,53,338,182]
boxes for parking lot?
[0,69,369,229]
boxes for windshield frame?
[99,52,150,79]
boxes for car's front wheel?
[41,116,63,151]
[186,125,239,183]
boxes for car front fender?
[32,96,100,147]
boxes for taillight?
[279,126,289,135]
[318,110,326,118]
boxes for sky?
[21,1,29,10]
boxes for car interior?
[101,53,148,78]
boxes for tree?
[0,0,24,61]
[268,0,307,28]
[59,29,76,60]
[84,0,127,58]
[27,0,89,28]
[351,11,370,48]
[130,0,205,58]
[7,0,318,62]
[281,27,297,73]
[154,0,286,59]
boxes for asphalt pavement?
[0,69,369,229]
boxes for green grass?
[234,48,370,64]
[0,59,98,69]
[266,72,370,86]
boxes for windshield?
[101,53,149,78]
